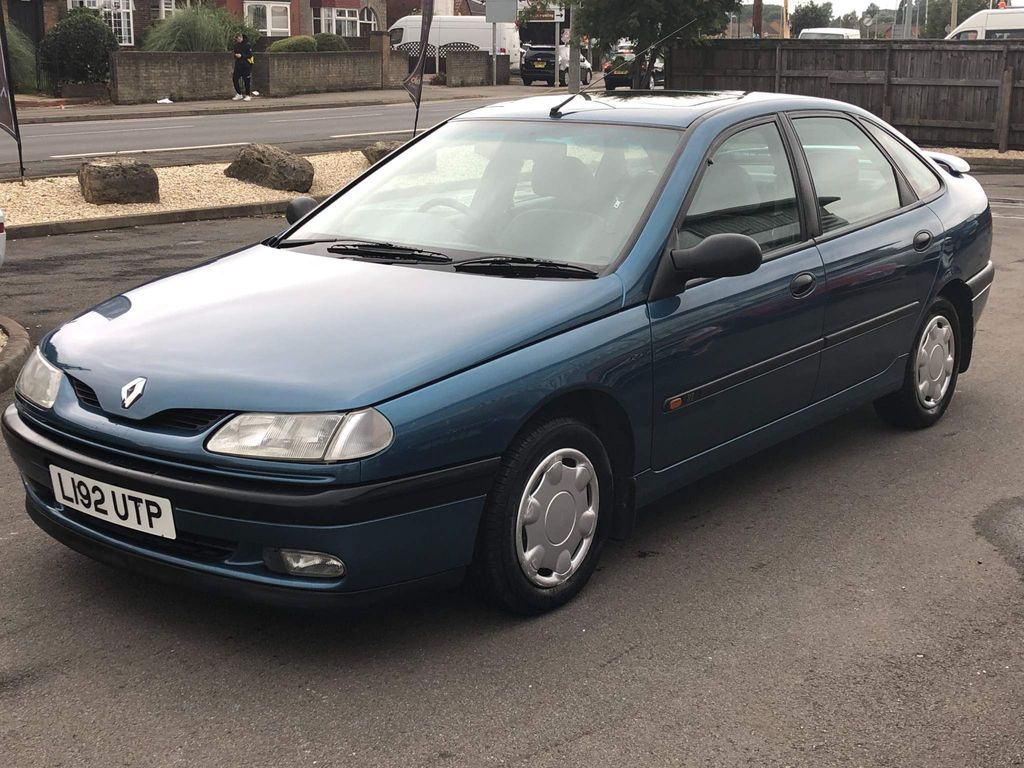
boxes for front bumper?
[3,404,496,603]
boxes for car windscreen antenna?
[549,18,698,118]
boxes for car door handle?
[914,231,933,251]
[790,272,817,298]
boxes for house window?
[359,7,377,36]
[245,1,291,37]
[154,0,190,21]
[68,0,134,46]
[312,7,358,36]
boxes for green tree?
[143,6,259,52]
[790,0,833,35]
[924,0,988,37]
[39,8,118,84]
[574,0,739,88]
[7,23,37,92]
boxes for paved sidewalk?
[16,84,546,124]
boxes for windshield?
[290,120,682,271]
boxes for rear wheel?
[473,417,612,614]
[522,77,533,86]
[874,297,961,429]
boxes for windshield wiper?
[453,256,598,279]
[326,241,452,263]
[275,237,451,263]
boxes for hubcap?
[915,315,955,409]
[515,448,599,588]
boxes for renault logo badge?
[121,377,146,409]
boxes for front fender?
[362,306,653,483]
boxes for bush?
[142,6,260,52]
[313,33,349,51]
[267,35,317,52]
[7,23,36,92]
[39,8,118,84]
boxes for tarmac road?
[0,95,512,179]
[1,178,1024,766]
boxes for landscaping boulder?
[78,159,159,204]
[224,143,314,193]
[362,140,403,165]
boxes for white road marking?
[26,124,194,138]
[269,112,384,123]
[51,142,248,159]
[328,129,416,139]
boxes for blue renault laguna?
[3,92,993,613]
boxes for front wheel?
[874,297,961,429]
[582,69,592,85]
[473,417,613,614]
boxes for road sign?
[519,1,565,22]
[486,0,517,23]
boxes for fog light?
[265,548,346,578]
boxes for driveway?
[1,182,1023,766]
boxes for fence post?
[996,63,1014,153]
[882,45,893,123]
[774,44,782,92]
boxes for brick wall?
[110,52,238,104]
[446,52,509,87]
[111,49,410,103]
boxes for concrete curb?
[16,91,498,125]
[967,158,1024,173]
[5,199,311,239]
[0,315,31,395]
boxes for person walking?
[231,33,254,101]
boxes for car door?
[649,117,826,471]
[787,113,945,400]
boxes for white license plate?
[49,465,176,540]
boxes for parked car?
[798,27,862,39]
[602,53,664,89]
[4,92,993,614]
[521,44,592,86]
[946,7,1024,39]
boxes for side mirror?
[650,233,762,301]
[285,196,318,224]
[672,233,763,280]
[925,151,970,177]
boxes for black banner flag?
[402,0,434,135]
[0,8,24,179]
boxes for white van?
[798,27,862,39]
[946,8,1024,39]
[389,15,521,71]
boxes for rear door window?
[792,116,902,234]
[863,122,941,199]
[678,121,802,253]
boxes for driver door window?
[678,121,803,253]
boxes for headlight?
[207,408,393,462]
[15,348,63,410]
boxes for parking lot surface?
[1,183,1024,766]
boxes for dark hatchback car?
[521,45,593,86]
[4,92,993,614]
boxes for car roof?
[454,91,873,130]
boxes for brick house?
[8,0,385,47]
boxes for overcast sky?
[796,0,893,16]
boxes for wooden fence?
[666,40,1024,151]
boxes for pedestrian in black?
[232,33,254,102]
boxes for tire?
[582,69,592,85]
[874,296,961,429]
[473,417,613,614]
[522,77,532,86]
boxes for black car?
[521,46,592,86]
[602,54,665,90]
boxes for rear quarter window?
[863,122,941,200]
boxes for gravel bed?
[0,152,369,226]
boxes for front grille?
[68,376,101,410]
[66,508,237,562]
[65,375,229,435]
[141,410,230,434]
